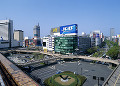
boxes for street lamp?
[81,68,82,75]
[93,76,104,86]
[76,61,82,75]
[75,48,79,55]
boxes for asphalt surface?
[28,60,112,86]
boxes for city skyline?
[0,0,120,37]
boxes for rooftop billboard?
[60,24,78,35]
[50,27,60,35]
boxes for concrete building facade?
[33,24,40,39]
[42,36,54,51]
[110,28,115,41]
[14,30,24,41]
[90,30,104,47]
[78,36,91,52]
[0,20,13,48]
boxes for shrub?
[44,71,86,86]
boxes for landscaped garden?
[44,71,86,86]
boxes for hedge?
[44,71,86,86]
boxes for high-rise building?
[110,28,115,41]
[33,23,41,46]
[78,36,91,52]
[90,30,103,47]
[33,23,40,39]
[54,36,78,54]
[14,30,24,41]
[0,20,13,48]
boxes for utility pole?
[93,76,104,86]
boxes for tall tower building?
[33,23,41,46]
[33,23,40,39]
[14,30,24,41]
[0,20,13,48]
[110,28,115,41]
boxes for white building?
[0,20,13,48]
[14,30,24,47]
[14,30,24,41]
[0,20,24,48]
[90,30,103,47]
[42,36,54,51]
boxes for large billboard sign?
[60,24,78,35]
[50,27,60,35]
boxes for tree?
[87,47,98,54]
[32,52,39,59]
[106,46,119,59]
[93,52,99,57]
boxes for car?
[56,71,61,74]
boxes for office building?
[33,23,40,39]
[0,20,13,48]
[14,30,24,47]
[78,36,91,52]
[14,30,24,41]
[90,30,103,47]
[33,23,41,46]
[54,36,78,54]
[42,36,54,51]
[110,28,115,41]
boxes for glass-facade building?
[54,36,78,54]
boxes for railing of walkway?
[102,64,120,86]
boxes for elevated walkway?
[102,64,120,86]
[0,53,39,86]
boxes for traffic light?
[93,76,96,80]
[100,77,104,81]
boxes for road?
[28,61,112,86]
[14,50,119,65]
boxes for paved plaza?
[29,60,112,86]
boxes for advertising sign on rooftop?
[50,27,60,35]
[60,24,78,35]
[96,34,99,38]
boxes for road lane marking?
[114,72,120,86]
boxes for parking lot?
[29,60,112,86]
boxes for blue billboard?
[60,24,78,35]
[96,34,99,38]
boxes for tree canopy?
[106,46,119,59]
[87,47,99,54]
[106,40,119,59]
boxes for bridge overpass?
[17,56,59,66]
[1,49,120,86]
[9,50,119,66]
[102,64,120,86]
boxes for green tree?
[93,52,99,57]
[87,47,98,54]
[32,52,39,59]
[106,46,119,59]
[100,41,106,48]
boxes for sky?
[0,0,120,38]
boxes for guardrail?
[102,64,120,86]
